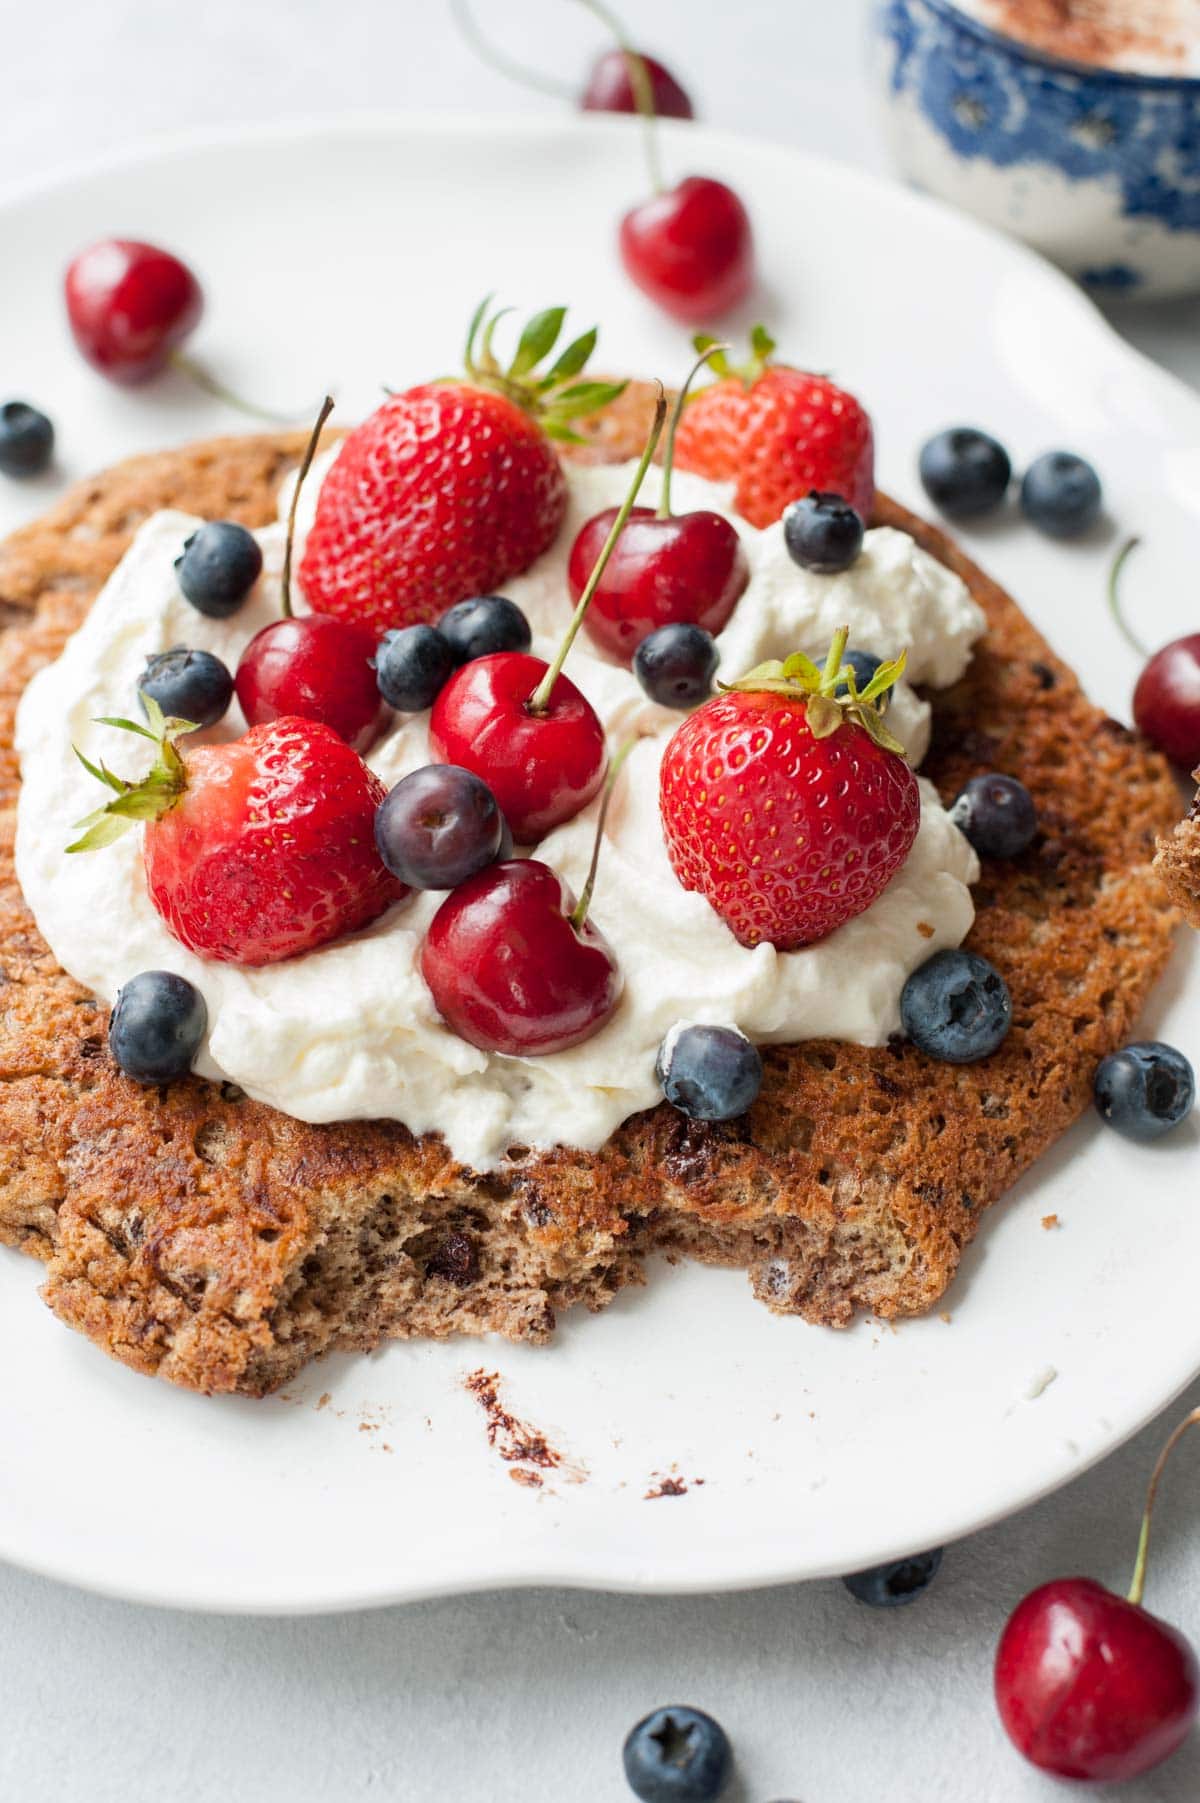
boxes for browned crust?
[0,395,1183,1394]
[1153,772,1200,927]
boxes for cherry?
[569,343,748,664]
[235,397,384,750]
[995,1408,1200,1783]
[619,176,754,323]
[64,239,203,383]
[1134,634,1200,768]
[429,393,667,842]
[581,48,693,118]
[421,858,621,1055]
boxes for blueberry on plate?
[918,427,1011,520]
[139,647,234,729]
[634,624,718,709]
[0,400,55,477]
[1094,1041,1194,1142]
[622,1706,732,1802]
[109,970,207,1084]
[843,1548,943,1607]
[782,490,864,574]
[900,949,1012,1063]
[175,520,263,618]
[656,1024,763,1122]
[375,625,456,712]
[375,764,507,890]
[1020,451,1102,539]
[948,773,1038,859]
[438,594,531,665]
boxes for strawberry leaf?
[508,306,566,379]
[542,326,597,385]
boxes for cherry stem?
[168,351,307,427]
[657,341,729,521]
[1128,1406,1200,1607]
[570,735,639,931]
[280,395,335,620]
[448,0,576,98]
[573,0,664,193]
[528,388,667,715]
[1108,535,1149,660]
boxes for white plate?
[1,116,1197,1615]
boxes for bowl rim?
[896,0,1200,92]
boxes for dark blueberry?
[1094,1041,1194,1142]
[843,1548,943,1607]
[1020,451,1103,539]
[138,647,234,729]
[833,647,887,706]
[622,1706,732,1803]
[782,490,864,574]
[0,401,55,477]
[948,772,1038,859]
[634,624,718,709]
[656,1024,763,1122]
[918,428,1011,520]
[108,970,207,1084]
[900,949,1012,1063]
[175,521,263,618]
[375,625,455,712]
[375,764,506,889]
[438,594,532,665]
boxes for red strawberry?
[672,327,874,528]
[70,703,404,965]
[299,300,626,636]
[659,633,918,949]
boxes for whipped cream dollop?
[15,457,984,1170]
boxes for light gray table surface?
[3,4,1200,1799]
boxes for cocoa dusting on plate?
[973,0,1192,73]
[464,1369,587,1485]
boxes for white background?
[4,3,1200,1799]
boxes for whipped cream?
[15,457,984,1170]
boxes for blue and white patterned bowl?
[871,0,1200,297]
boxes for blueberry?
[375,625,455,712]
[438,594,531,665]
[622,1706,732,1803]
[375,764,506,889]
[843,1548,943,1607]
[175,521,263,618]
[782,490,864,573]
[833,647,885,704]
[918,428,1011,520]
[138,647,233,729]
[1094,1041,1194,1142]
[108,971,207,1084]
[1020,451,1102,539]
[948,773,1037,859]
[634,624,718,709]
[900,949,1012,1063]
[0,401,55,477]
[656,1024,763,1122]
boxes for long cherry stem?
[574,0,664,193]
[527,389,666,715]
[657,341,728,521]
[448,0,576,97]
[570,735,639,931]
[1108,535,1149,659]
[281,395,335,620]
[1128,1407,1200,1607]
[168,351,307,426]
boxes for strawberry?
[659,632,919,950]
[672,327,874,528]
[70,701,404,965]
[299,299,626,636]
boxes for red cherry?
[580,48,693,118]
[1134,633,1200,768]
[429,652,606,843]
[64,239,203,383]
[619,177,754,323]
[996,1577,1199,1782]
[235,614,385,752]
[421,858,621,1055]
[568,504,747,665]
